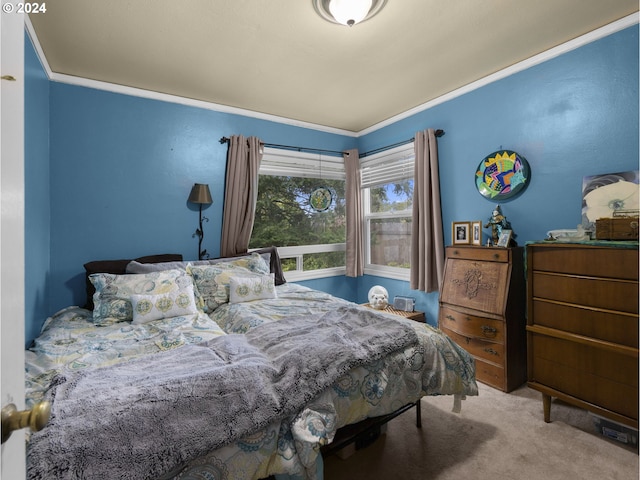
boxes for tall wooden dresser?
[526,243,639,429]
[438,246,526,392]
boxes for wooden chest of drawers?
[526,243,639,429]
[438,246,526,392]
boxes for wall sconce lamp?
[188,183,213,260]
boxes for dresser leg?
[542,393,551,423]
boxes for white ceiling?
[29,0,638,133]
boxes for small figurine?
[484,205,516,246]
[368,285,389,310]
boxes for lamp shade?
[329,0,372,26]
[313,0,385,27]
[188,183,212,204]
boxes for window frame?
[361,144,414,281]
[252,147,347,280]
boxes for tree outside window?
[250,175,346,272]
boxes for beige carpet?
[324,383,638,480]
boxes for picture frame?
[471,220,482,246]
[452,221,471,245]
[497,229,513,248]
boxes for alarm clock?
[393,296,415,312]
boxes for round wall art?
[475,150,530,200]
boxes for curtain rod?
[219,137,346,156]
[220,128,444,158]
[359,129,445,158]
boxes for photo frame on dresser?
[497,229,512,247]
[452,221,471,245]
[471,220,482,245]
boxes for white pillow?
[229,274,277,304]
[130,285,199,324]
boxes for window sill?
[284,267,346,282]
[363,265,410,282]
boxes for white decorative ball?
[368,285,389,310]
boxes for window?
[249,148,346,280]
[361,144,414,280]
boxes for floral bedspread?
[177,284,477,479]
[24,284,477,480]
[25,306,226,408]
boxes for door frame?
[1,9,26,479]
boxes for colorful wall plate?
[475,150,530,200]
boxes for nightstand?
[362,304,426,323]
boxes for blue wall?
[47,84,357,316]
[24,24,639,342]
[24,32,50,345]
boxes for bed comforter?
[25,283,477,480]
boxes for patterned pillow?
[130,285,199,324]
[221,252,271,275]
[89,269,192,326]
[229,274,277,304]
[187,261,269,313]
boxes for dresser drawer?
[530,246,638,280]
[446,246,510,262]
[529,333,638,420]
[475,358,506,390]
[439,306,505,342]
[440,258,510,315]
[440,325,504,364]
[530,299,639,348]
[531,272,638,314]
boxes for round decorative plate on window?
[475,150,530,200]
[309,187,334,212]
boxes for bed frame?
[261,401,420,480]
[320,400,421,458]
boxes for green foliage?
[249,176,346,270]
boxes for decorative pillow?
[127,252,270,276]
[130,285,199,324]
[242,246,287,286]
[125,248,287,285]
[229,274,277,304]
[187,262,269,313]
[221,252,271,275]
[89,269,192,326]
[126,259,211,274]
[83,253,183,310]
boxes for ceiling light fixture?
[313,0,387,27]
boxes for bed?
[25,248,478,480]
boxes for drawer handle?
[493,253,500,259]
[484,347,499,356]
[480,325,498,337]
[446,314,456,321]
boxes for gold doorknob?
[1,401,51,443]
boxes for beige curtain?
[344,149,363,277]
[220,135,263,257]
[410,129,444,292]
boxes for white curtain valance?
[360,144,414,188]
[261,147,345,180]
